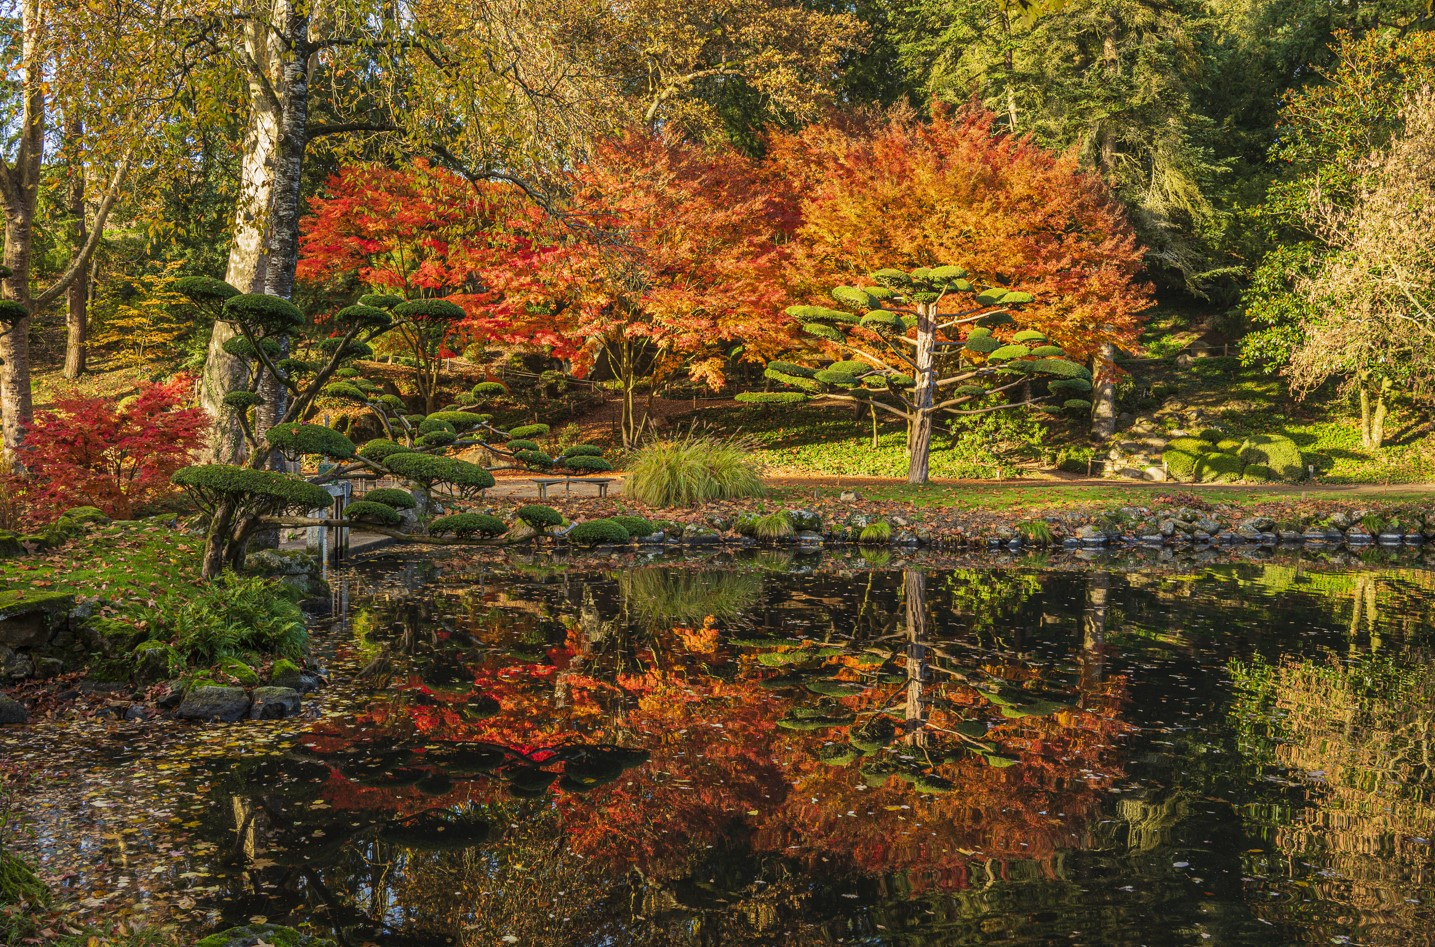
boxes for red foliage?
[12,377,206,524]
[494,129,798,388]
[296,160,539,354]
[771,103,1153,359]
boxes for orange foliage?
[771,104,1153,359]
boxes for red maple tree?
[13,376,206,523]
[494,129,798,445]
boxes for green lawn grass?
[0,519,201,609]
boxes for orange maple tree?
[496,130,798,445]
[771,104,1152,360]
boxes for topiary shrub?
[429,513,508,538]
[417,430,457,448]
[344,500,403,526]
[384,453,495,493]
[1238,434,1304,481]
[425,410,485,431]
[512,449,554,468]
[516,504,563,530]
[609,515,655,538]
[1242,463,1277,483]
[222,293,305,334]
[363,488,417,510]
[561,444,604,458]
[567,518,630,545]
[223,390,265,411]
[1194,452,1244,483]
[563,455,613,473]
[471,381,507,398]
[265,422,357,459]
[508,423,550,439]
[419,418,457,436]
[358,438,411,462]
[172,465,333,514]
[1161,436,1210,482]
[506,438,541,452]
[623,436,763,507]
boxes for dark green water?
[7,548,1435,945]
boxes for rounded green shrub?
[335,304,391,328]
[359,292,403,310]
[417,430,457,448]
[1242,463,1277,483]
[1238,434,1303,481]
[344,500,403,526]
[508,423,550,439]
[358,438,411,462]
[561,444,604,458]
[175,275,240,305]
[363,488,417,510]
[223,391,265,411]
[222,293,305,333]
[610,515,655,538]
[1030,345,1065,357]
[430,513,508,537]
[964,334,1003,354]
[393,298,465,321]
[265,422,357,459]
[767,360,816,378]
[802,323,844,343]
[506,438,541,452]
[1215,438,1242,452]
[1012,329,1048,343]
[471,381,507,398]
[426,410,485,431]
[419,418,457,435]
[172,465,333,513]
[1194,452,1244,483]
[563,455,613,472]
[322,382,369,402]
[567,518,631,545]
[385,453,495,491]
[278,358,317,377]
[516,504,563,530]
[988,344,1030,361]
[735,391,810,405]
[512,449,554,468]
[221,335,280,359]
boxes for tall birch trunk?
[902,569,929,746]
[64,118,88,380]
[1090,342,1117,440]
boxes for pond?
[5,548,1435,945]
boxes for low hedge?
[429,513,508,538]
[567,518,630,545]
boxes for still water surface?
[7,549,1435,945]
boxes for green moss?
[1238,433,1304,481]
[218,655,259,686]
[1194,452,1245,483]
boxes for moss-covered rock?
[194,924,335,947]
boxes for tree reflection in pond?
[19,553,1435,944]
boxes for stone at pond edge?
[176,686,251,722]
[194,924,335,947]
[250,686,302,720]
[0,694,28,724]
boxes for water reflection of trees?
[1231,650,1435,944]
[197,563,1134,943]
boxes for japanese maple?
[770,103,1152,360]
[14,376,206,523]
[497,129,798,446]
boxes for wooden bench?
[530,476,617,499]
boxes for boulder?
[788,509,823,532]
[177,686,251,722]
[1240,516,1277,532]
[0,694,28,725]
[249,686,302,720]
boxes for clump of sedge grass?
[622,435,764,508]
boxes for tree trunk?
[1360,376,1390,450]
[1080,571,1109,698]
[906,301,938,484]
[64,127,88,380]
[0,216,35,453]
[903,569,929,746]
[1090,342,1117,440]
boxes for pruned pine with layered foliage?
[169,283,598,576]
[742,266,1091,483]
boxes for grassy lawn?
[0,519,201,609]
[764,481,1435,512]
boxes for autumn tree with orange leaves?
[499,131,797,446]
[772,104,1153,438]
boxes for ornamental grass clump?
[623,436,763,507]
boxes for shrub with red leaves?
[12,377,206,525]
